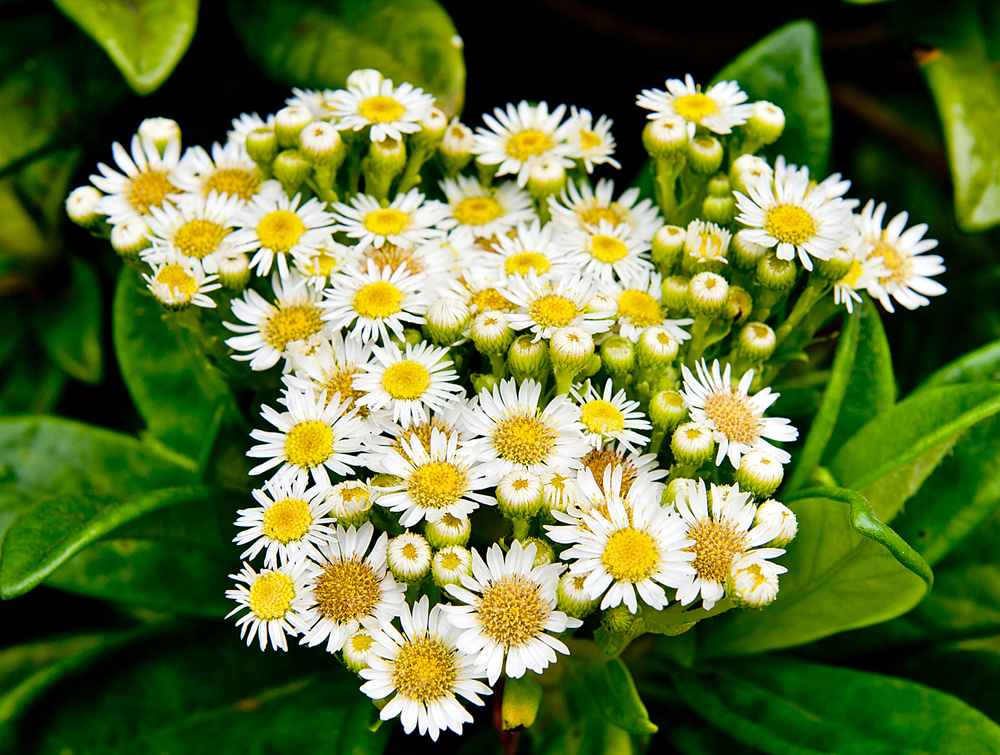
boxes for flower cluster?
[69,67,944,741]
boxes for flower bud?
[757,253,797,293]
[706,173,732,198]
[671,421,716,466]
[754,498,798,546]
[110,218,151,260]
[509,334,550,380]
[551,326,594,375]
[730,154,773,195]
[661,275,690,315]
[387,532,432,583]
[216,253,252,291]
[812,246,854,281]
[343,630,376,673]
[728,552,783,608]
[425,513,472,548]
[367,136,407,178]
[745,101,785,146]
[557,572,598,619]
[642,116,687,158]
[702,195,736,225]
[66,186,104,228]
[682,220,731,275]
[245,128,278,168]
[663,477,698,507]
[328,481,373,527]
[599,336,635,381]
[541,469,578,514]
[649,390,688,431]
[497,469,544,519]
[523,537,555,567]
[347,68,384,88]
[299,121,345,166]
[425,297,471,344]
[731,230,769,270]
[527,157,566,202]
[687,135,723,174]
[637,325,679,369]
[603,603,638,630]
[735,322,776,364]
[274,106,313,148]
[725,286,754,323]
[439,119,475,174]
[471,373,499,395]
[501,672,544,731]
[432,545,473,588]
[138,117,180,154]
[272,149,311,191]
[651,225,685,272]
[471,310,514,356]
[687,271,729,317]
[410,107,448,153]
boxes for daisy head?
[560,219,654,285]
[606,270,666,342]
[327,76,437,142]
[636,74,753,140]
[437,176,535,243]
[332,189,447,253]
[225,560,312,651]
[486,217,571,282]
[562,107,621,173]
[284,333,382,427]
[548,178,661,243]
[143,190,248,274]
[90,134,181,224]
[571,380,651,453]
[172,140,269,204]
[473,100,575,187]
[683,219,732,268]
[142,250,222,310]
[503,270,614,342]
[231,192,335,278]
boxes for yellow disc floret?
[470,287,511,313]
[248,571,296,621]
[764,205,817,246]
[353,281,403,318]
[382,360,431,400]
[204,168,261,201]
[155,265,197,298]
[506,130,553,161]
[128,171,174,215]
[871,239,906,284]
[453,196,503,226]
[284,420,334,468]
[580,400,625,435]
[364,208,409,236]
[263,304,324,351]
[617,289,662,326]
[673,93,718,122]
[321,365,367,415]
[174,219,229,259]
[391,634,458,702]
[492,413,556,466]
[313,557,382,624]
[477,575,546,648]
[408,461,467,509]
[262,498,313,543]
[589,235,629,263]
[601,528,659,583]
[257,210,306,252]
[703,392,761,445]
[580,131,601,150]
[505,252,550,277]
[579,205,625,228]
[529,294,578,329]
[359,96,406,123]
[687,517,746,583]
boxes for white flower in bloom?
[228,112,275,145]
[604,270,669,342]
[226,560,312,651]
[387,532,433,582]
[359,597,491,740]
[142,249,221,310]
[173,140,275,205]
[354,341,463,429]
[377,428,494,526]
[436,176,535,244]
[321,259,430,345]
[464,377,589,480]
[225,272,332,371]
[562,107,620,172]
[247,383,372,488]
[487,218,573,281]
[442,541,580,684]
[234,475,334,568]
[680,359,798,468]
[286,87,335,120]
[548,178,661,243]
[672,480,784,610]
[560,219,654,286]
[332,189,447,253]
[728,551,786,608]
[684,219,732,266]
[735,163,853,271]
[142,190,250,274]
[571,380,651,453]
[90,134,181,224]
[636,74,753,140]
[298,523,406,653]
[327,77,436,142]
[856,199,945,312]
[231,192,335,278]
[503,270,614,342]
[473,100,575,187]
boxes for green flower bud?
[671,421,716,466]
[661,275,691,316]
[425,297,470,344]
[725,286,754,323]
[509,334,550,380]
[497,470,544,519]
[757,253,797,293]
[736,322,776,363]
[110,218,151,260]
[702,195,736,225]
[731,229,769,270]
[745,101,785,146]
[649,390,688,431]
[299,121,346,166]
[501,672,544,732]
[274,106,313,148]
[687,135,723,174]
[551,326,594,376]
[637,325,679,370]
[66,186,104,228]
[272,149,311,192]
[687,271,729,317]
[600,336,635,381]
[652,225,686,273]
[812,247,854,281]
[602,604,637,632]
[410,107,448,153]
[367,136,407,178]
[245,127,278,168]
[439,120,475,174]
[642,116,687,158]
[706,173,732,198]
[216,253,252,291]
[557,572,599,619]
[471,310,514,356]
[527,157,567,202]
[425,513,472,549]
[736,451,786,502]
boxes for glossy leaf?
[827,382,1000,522]
[580,658,658,736]
[919,337,1000,389]
[31,258,103,384]
[713,20,831,173]
[698,488,931,658]
[229,0,466,116]
[899,646,1000,724]
[671,656,1000,754]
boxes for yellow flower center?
[263,304,324,351]
[204,168,262,201]
[262,498,313,544]
[477,575,547,648]
[589,235,629,263]
[580,400,625,435]
[353,281,403,318]
[393,420,450,459]
[839,259,864,288]
[617,289,662,326]
[401,543,419,560]
[391,634,458,703]
[453,196,504,226]
[350,632,374,653]
[366,243,425,275]
[305,252,340,278]
[695,232,725,260]
[492,413,556,466]
[764,204,816,245]
[471,287,511,312]
[673,93,718,122]
[750,324,771,341]
[128,171,173,215]
[601,528,659,583]
[439,551,463,571]
[321,366,367,416]
[505,251,550,277]
[382,360,431,400]
[408,461,467,509]
[364,208,409,236]
[571,575,588,591]
[579,205,625,228]
[687,517,746,583]
[155,265,197,298]
[257,210,306,252]
[582,448,637,499]
[871,238,905,283]
[359,95,406,123]
[248,571,295,621]
[703,391,761,446]
[506,129,553,161]
[313,557,382,624]
[174,219,229,259]
[284,420,334,468]
[580,130,601,150]
[440,512,464,529]
[529,294,578,328]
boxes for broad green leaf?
[31,258,102,383]
[665,724,765,755]
[899,646,1000,724]
[713,20,831,173]
[0,347,66,416]
[0,178,48,260]
[828,382,1000,521]
[53,0,199,95]
[229,0,466,116]
[580,658,657,736]
[670,656,1000,755]
[919,336,1000,389]
[15,148,82,231]
[24,624,389,755]
[698,488,931,658]
[114,266,238,463]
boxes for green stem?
[397,147,433,194]
[489,353,507,380]
[512,518,531,542]
[649,428,666,456]
[668,463,698,482]
[653,155,684,218]
[749,288,783,323]
[553,367,576,396]
[773,278,832,347]
[684,316,713,367]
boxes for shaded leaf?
[579,658,657,736]
[919,336,1000,389]
[0,347,66,417]
[31,258,102,383]
[898,646,1000,724]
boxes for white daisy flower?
[603,270,668,342]
[562,106,620,172]
[343,629,377,672]
[327,77,436,142]
[142,190,249,274]
[672,480,784,610]
[226,560,312,651]
[571,380,651,453]
[502,270,614,342]
[484,217,571,281]
[681,359,798,468]
[548,178,661,243]
[234,475,334,568]
[463,377,589,480]
[831,229,885,314]
[293,239,355,291]
[225,272,332,371]
[436,176,536,244]
[377,427,494,526]
[387,532,433,583]
[683,219,732,266]
[473,100,575,187]
[357,237,456,280]
[359,597,492,740]
[231,192,335,278]
[442,540,581,685]
[354,341,463,430]
[728,551,786,608]
[90,134,181,224]
[247,383,372,488]
[636,74,753,141]
[298,522,407,653]
[735,163,854,271]
[856,199,945,312]
[172,139,275,204]
[286,87,335,120]
[332,189,447,253]
[141,249,221,309]
[228,112,275,145]
[559,219,654,286]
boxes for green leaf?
[919,337,1000,389]
[0,347,66,416]
[580,658,658,736]
[31,258,102,383]
[52,0,199,95]
[14,148,82,231]
[113,266,238,462]
[22,624,389,755]
[670,656,1000,755]
[698,487,931,658]
[899,646,1000,724]
[712,20,831,173]
[229,0,466,116]
[827,382,1000,522]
